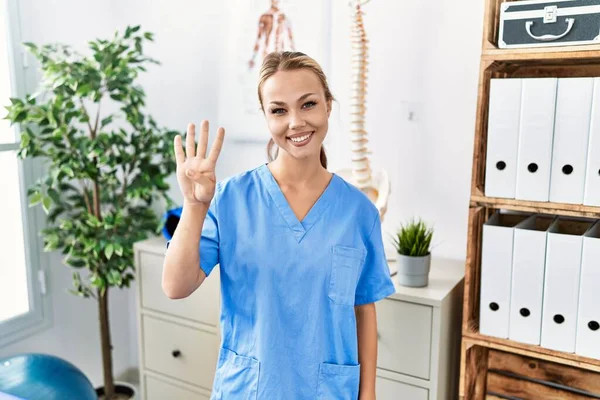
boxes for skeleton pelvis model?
[336,0,391,222]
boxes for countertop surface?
[386,257,465,307]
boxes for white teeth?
[290,133,311,142]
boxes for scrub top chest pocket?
[329,245,366,307]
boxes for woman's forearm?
[355,302,378,399]
[162,200,209,298]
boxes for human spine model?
[339,0,390,221]
[248,0,295,69]
[349,2,372,190]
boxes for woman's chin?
[286,142,322,159]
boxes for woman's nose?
[289,112,307,129]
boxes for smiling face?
[260,68,332,163]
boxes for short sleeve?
[354,214,396,305]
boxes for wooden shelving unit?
[471,192,600,219]
[459,1,600,398]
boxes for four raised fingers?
[196,120,209,159]
[178,121,224,166]
[208,127,225,164]
[186,123,196,159]
[174,135,185,165]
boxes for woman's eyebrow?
[269,93,317,105]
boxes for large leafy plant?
[392,218,434,257]
[4,25,178,398]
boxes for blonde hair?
[257,51,334,169]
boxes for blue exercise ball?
[0,353,97,400]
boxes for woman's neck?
[268,153,328,188]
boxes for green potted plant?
[4,25,178,399]
[391,218,434,287]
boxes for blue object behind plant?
[0,353,97,400]
[162,206,183,240]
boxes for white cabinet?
[376,375,429,400]
[144,375,210,400]
[135,236,220,400]
[141,315,219,388]
[377,299,433,380]
[134,237,464,400]
[378,258,464,400]
[138,251,220,325]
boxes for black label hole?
[562,164,574,175]
[528,163,538,173]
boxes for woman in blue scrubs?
[163,51,396,400]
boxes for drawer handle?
[172,350,181,358]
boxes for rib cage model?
[337,0,390,221]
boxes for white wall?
[1,0,484,387]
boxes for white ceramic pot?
[396,253,431,288]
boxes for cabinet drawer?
[142,315,219,389]
[145,375,209,400]
[376,298,432,379]
[139,252,220,326]
[376,375,428,400]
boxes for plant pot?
[395,253,431,287]
[95,381,137,400]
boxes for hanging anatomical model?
[248,0,296,69]
[337,0,391,221]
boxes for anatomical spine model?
[337,0,391,221]
[248,0,295,69]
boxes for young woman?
[162,51,395,400]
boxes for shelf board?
[462,332,600,373]
[470,194,600,219]
[483,44,600,64]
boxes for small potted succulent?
[391,218,434,287]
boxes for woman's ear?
[327,99,332,118]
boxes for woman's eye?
[270,102,315,114]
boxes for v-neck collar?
[257,163,337,243]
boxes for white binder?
[509,215,555,345]
[515,78,557,202]
[480,212,528,339]
[549,78,594,204]
[575,220,600,359]
[584,78,600,207]
[541,218,592,353]
[485,78,522,199]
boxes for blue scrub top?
[175,163,395,400]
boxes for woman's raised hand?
[174,120,225,206]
